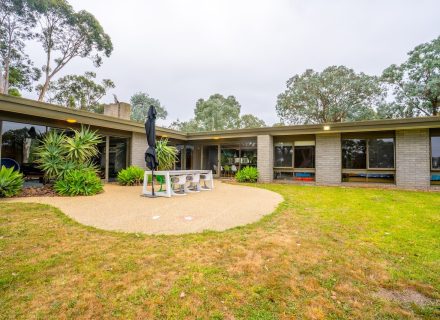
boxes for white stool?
[171,175,188,196]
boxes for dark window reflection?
[342,139,367,169]
[274,145,293,167]
[175,145,184,170]
[432,136,440,169]
[294,146,315,168]
[369,138,394,168]
[185,145,193,170]
[108,137,128,179]
[1,121,46,180]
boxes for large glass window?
[274,144,293,167]
[294,146,315,168]
[342,135,395,184]
[431,134,440,185]
[342,139,367,169]
[241,149,257,167]
[1,121,47,181]
[274,140,315,182]
[108,137,128,179]
[368,138,394,169]
[185,145,193,170]
[221,146,240,177]
[175,145,184,170]
[92,142,106,179]
[431,136,440,170]
[202,145,219,174]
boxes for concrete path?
[7,182,283,235]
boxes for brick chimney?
[103,102,131,120]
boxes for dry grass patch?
[0,184,439,319]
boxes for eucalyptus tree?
[130,92,168,122]
[30,0,113,101]
[380,36,440,118]
[0,0,38,94]
[169,94,266,132]
[276,66,384,124]
[47,71,115,112]
[194,94,242,131]
[240,114,266,128]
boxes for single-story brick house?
[1,94,439,189]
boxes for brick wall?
[131,132,147,169]
[315,133,341,185]
[257,135,273,183]
[396,129,430,189]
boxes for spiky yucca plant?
[156,138,178,170]
[34,126,102,181]
[64,127,102,163]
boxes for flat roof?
[1,94,440,141]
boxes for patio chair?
[200,172,213,191]
[171,175,188,196]
[231,165,238,176]
[0,158,20,171]
[187,173,201,192]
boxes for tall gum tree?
[30,0,113,101]
[276,66,384,124]
[381,36,440,118]
[0,0,36,94]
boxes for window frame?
[341,136,396,171]
[273,140,316,181]
[341,133,396,184]
[430,132,440,172]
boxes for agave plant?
[34,126,102,181]
[0,166,24,197]
[34,130,66,180]
[64,127,102,163]
[156,138,177,170]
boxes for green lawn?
[0,185,439,319]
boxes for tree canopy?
[0,0,39,94]
[47,71,115,112]
[130,92,168,122]
[31,0,113,101]
[276,66,384,124]
[380,36,440,117]
[240,114,266,128]
[194,94,242,131]
[169,94,266,132]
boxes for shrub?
[54,170,103,196]
[235,166,259,183]
[0,166,24,197]
[117,166,144,186]
[34,127,101,181]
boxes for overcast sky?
[24,0,439,126]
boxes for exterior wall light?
[66,119,77,123]
[323,125,331,131]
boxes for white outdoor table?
[142,170,214,198]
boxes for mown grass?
[0,184,439,319]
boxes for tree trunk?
[38,79,50,101]
[3,58,10,94]
[0,64,4,94]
